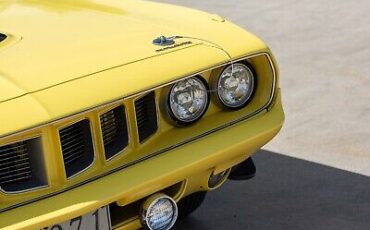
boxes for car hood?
[0,0,268,136]
[0,0,266,102]
[0,1,185,100]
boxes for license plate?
[43,206,112,230]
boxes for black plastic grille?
[0,138,47,192]
[0,142,31,185]
[100,106,129,160]
[59,120,94,178]
[135,92,158,143]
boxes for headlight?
[216,63,255,109]
[168,77,209,124]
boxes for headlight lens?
[217,63,255,109]
[168,77,209,124]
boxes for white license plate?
[43,206,111,230]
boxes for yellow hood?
[0,0,268,136]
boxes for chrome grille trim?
[59,119,95,179]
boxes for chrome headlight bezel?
[140,194,178,230]
[212,62,256,110]
[165,76,210,126]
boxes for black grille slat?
[135,92,158,143]
[62,140,85,153]
[0,138,47,192]
[0,153,29,163]
[63,147,84,161]
[59,120,94,178]
[0,167,31,178]
[60,130,85,141]
[0,146,28,154]
[100,106,128,160]
[64,150,83,165]
[63,143,85,156]
[102,122,120,135]
[1,173,32,184]
[64,153,83,165]
[0,162,30,173]
[0,142,31,186]
[0,159,29,169]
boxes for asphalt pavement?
[175,150,370,230]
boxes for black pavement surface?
[174,150,370,230]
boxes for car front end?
[0,0,284,229]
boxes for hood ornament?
[153,36,175,46]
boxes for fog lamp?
[141,194,178,230]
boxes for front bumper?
[0,90,284,230]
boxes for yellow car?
[0,0,284,229]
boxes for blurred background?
[155,0,370,229]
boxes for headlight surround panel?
[162,59,263,126]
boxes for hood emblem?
[153,35,193,52]
[153,36,175,46]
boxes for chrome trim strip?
[0,52,276,212]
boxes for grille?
[59,119,94,178]
[100,106,129,160]
[135,91,158,143]
[0,138,47,193]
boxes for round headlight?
[216,63,255,109]
[141,194,178,230]
[168,77,209,124]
